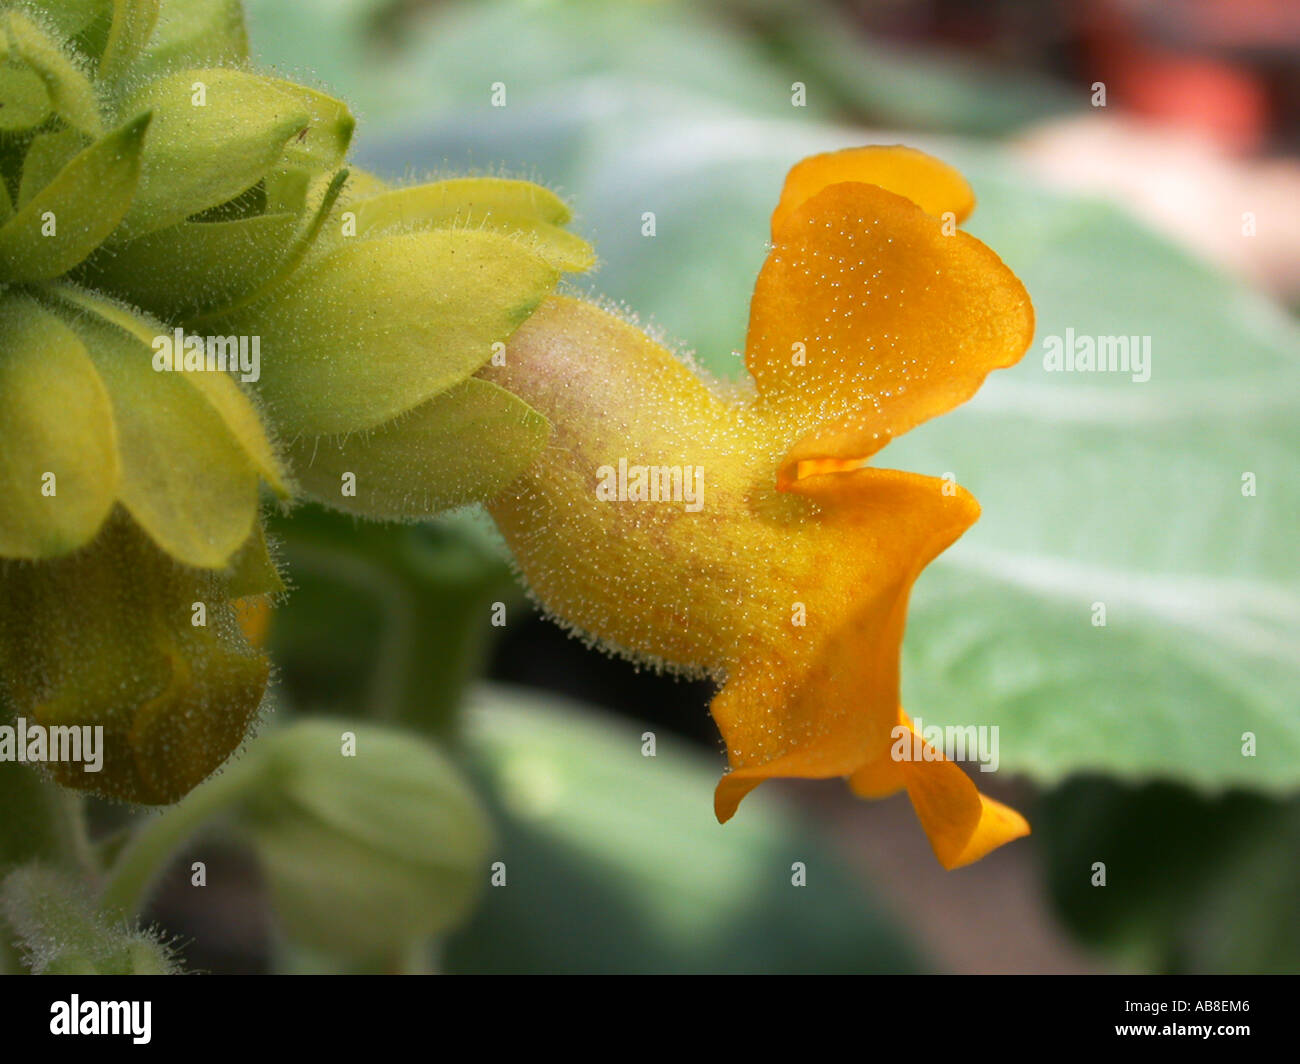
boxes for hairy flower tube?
[480,147,1035,868]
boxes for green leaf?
[55,282,289,492]
[3,10,103,136]
[1,865,180,974]
[245,0,825,130]
[234,227,559,435]
[239,719,493,965]
[287,378,550,519]
[18,1,111,45]
[98,0,161,80]
[115,68,311,239]
[141,0,249,70]
[0,112,148,280]
[445,686,922,974]
[775,3,1077,135]
[0,294,118,558]
[352,178,593,272]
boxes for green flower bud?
[0,514,270,804]
[0,0,593,814]
[239,720,492,963]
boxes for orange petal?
[771,145,976,235]
[745,181,1034,485]
[712,468,979,822]
[846,706,913,799]
[890,719,1030,869]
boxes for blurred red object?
[1078,0,1299,152]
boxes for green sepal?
[264,78,354,171]
[0,513,269,804]
[0,293,118,558]
[15,2,111,46]
[140,0,249,71]
[17,128,91,206]
[224,518,284,598]
[114,68,312,239]
[289,378,550,519]
[0,112,149,281]
[40,285,289,567]
[0,61,51,132]
[82,209,300,318]
[98,0,161,80]
[352,177,593,271]
[235,227,560,435]
[3,10,103,136]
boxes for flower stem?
[98,749,272,919]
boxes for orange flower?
[482,145,1034,868]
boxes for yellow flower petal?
[770,144,975,234]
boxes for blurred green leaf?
[246,0,820,130]
[445,685,921,974]
[1036,778,1300,973]
[766,1,1077,135]
[267,505,516,736]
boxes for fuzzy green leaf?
[0,61,51,131]
[1,865,179,974]
[85,210,300,318]
[98,0,161,80]
[51,298,259,567]
[16,128,90,206]
[266,78,354,171]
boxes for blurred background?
[143,0,1300,973]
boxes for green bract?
[0,0,592,803]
